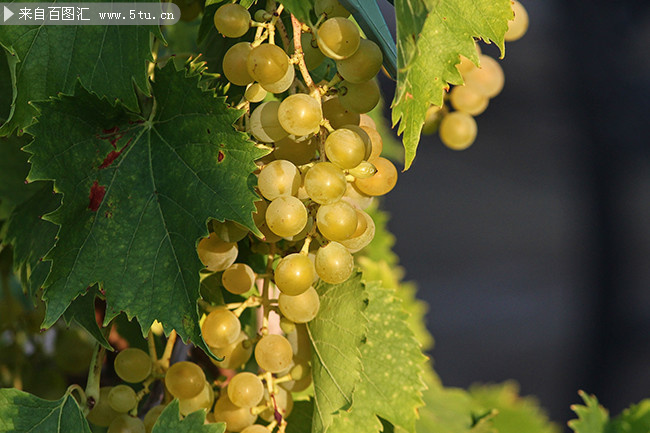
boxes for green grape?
[222,263,256,295]
[340,124,372,160]
[165,361,206,400]
[273,136,318,166]
[322,96,360,129]
[265,196,308,238]
[450,85,489,115]
[336,39,383,83]
[213,393,258,432]
[260,387,294,421]
[278,94,323,137]
[249,101,289,143]
[245,83,267,103]
[242,425,271,433]
[228,372,265,408]
[505,0,529,42]
[285,215,314,242]
[108,415,146,433]
[324,128,366,169]
[296,32,326,70]
[211,220,249,243]
[315,0,350,17]
[87,387,120,427]
[214,3,250,38]
[223,42,254,86]
[348,161,377,179]
[257,159,300,200]
[179,381,214,416]
[279,316,297,334]
[438,111,477,150]
[316,201,358,241]
[279,287,320,323]
[197,233,238,272]
[359,113,376,129]
[143,405,166,433]
[315,242,354,284]
[210,331,253,369]
[108,385,137,413]
[279,362,312,392]
[287,324,311,362]
[340,208,375,253]
[252,199,269,226]
[338,80,380,113]
[360,125,382,161]
[255,334,293,373]
[421,105,444,135]
[114,348,152,384]
[354,156,397,196]
[202,306,241,348]
[261,63,295,94]
[304,162,347,205]
[274,253,315,296]
[463,54,504,98]
[247,44,290,85]
[342,181,373,210]
[317,17,360,60]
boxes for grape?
[348,161,376,179]
[202,307,241,348]
[322,96,360,128]
[255,334,293,373]
[249,101,289,143]
[297,32,326,70]
[438,111,477,150]
[342,181,373,210]
[505,1,529,42]
[450,85,489,116]
[338,80,380,113]
[358,113,376,129]
[279,287,320,323]
[324,128,366,169]
[223,42,254,86]
[197,233,238,272]
[287,324,311,362]
[316,201,358,241]
[354,157,397,196]
[278,94,323,137]
[87,387,120,427]
[242,425,271,433]
[108,385,137,413]
[279,362,312,392]
[260,387,294,421]
[360,125,382,161]
[179,381,214,416]
[317,17,360,60]
[463,55,504,98]
[315,242,354,284]
[421,105,444,135]
[304,162,347,204]
[273,136,318,166]
[265,196,308,238]
[114,348,152,384]
[252,199,269,226]
[222,263,256,295]
[214,3,250,38]
[315,0,350,18]
[165,361,206,400]
[211,220,249,243]
[257,159,300,200]
[340,124,372,160]
[213,394,258,432]
[261,63,295,94]
[210,331,253,369]
[107,415,146,433]
[247,44,290,85]
[244,83,267,103]
[336,39,383,83]
[228,372,265,408]
[340,209,375,252]
[256,222,283,243]
[274,253,315,296]
[143,405,166,433]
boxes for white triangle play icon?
[4,6,14,22]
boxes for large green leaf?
[24,64,265,351]
[568,391,609,433]
[0,0,159,135]
[391,0,512,169]
[278,0,315,25]
[0,49,12,124]
[0,388,91,433]
[609,400,650,433]
[328,282,426,433]
[308,272,368,433]
[62,286,112,350]
[0,135,41,206]
[152,400,226,433]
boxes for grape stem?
[291,14,319,100]
[157,330,177,371]
[147,329,157,361]
[83,338,107,415]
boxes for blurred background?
[378,0,650,426]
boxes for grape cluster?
[422,0,529,150]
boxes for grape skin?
[336,39,383,84]
[316,200,359,241]
[249,101,289,143]
[354,157,398,197]
[255,334,293,373]
[450,85,489,116]
[214,3,250,38]
[222,263,256,295]
[228,372,265,408]
[247,44,290,85]
[505,0,529,42]
[324,128,366,169]
[222,42,254,87]
[197,233,238,272]
[279,286,320,323]
[438,111,477,150]
[265,196,308,238]
[257,159,300,200]
[107,415,146,433]
[114,348,151,384]
[322,96,360,129]
[339,80,381,114]
[278,94,323,137]
[108,385,137,413]
[317,17,360,60]
[179,381,214,416]
[210,331,253,370]
[165,361,206,400]
[202,307,242,348]
[463,55,504,98]
[315,242,354,284]
[274,253,315,296]
[87,387,120,427]
[213,393,258,432]
[304,162,347,205]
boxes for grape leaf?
[568,391,609,433]
[0,135,41,206]
[308,272,368,433]
[278,0,315,25]
[0,1,159,136]
[24,64,265,351]
[0,388,91,433]
[391,0,512,169]
[328,282,426,433]
[286,400,315,433]
[609,400,650,433]
[62,286,112,350]
[152,400,226,433]
[0,49,13,124]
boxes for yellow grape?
[324,128,366,169]
[258,159,301,201]
[108,385,137,413]
[304,162,347,205]
[244,83,267,103]
[197,233,238,272]
[222,42,254,87]
[143,405,166,433]
[438,111,477,150]
[212,393,258,432]
[273,136,318,166]
[255,334,293,373]
[249,101,289,143]
[338,80,380,114]
[274,253,315,296]
[222,263,256,295]
[265,196,308,238]
[87,387,120,427]
[315,242,354,284]
[316,200,358,241]
[339,208,375,253]
[202,306,241,348]
[114,348,151,384]
[336,39,383,83]
[278,287,320,323]
[277,94,323,137]
[165,361,206,400]
[107,415,146,433]
[210,331,253,369]
[228,372,265,408]
[214,3,250,38]
[505,1,529,42]
[322,96,360,129]
[246,44,290,85]
[317,17,360,59]
[315,0,350,18]
[354,157,397,197]
[450,85,489,116]
[463,55,504,98]
[179,381,214,416]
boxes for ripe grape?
[213,393,258,432]
[315,242,354,284]
[179,381,214,416]
[279,287,320,323]
[228,372,265,408]
[322,95,360,128]
[438,111,477,150]
[265,196,308,238]
[304,162,347,204]
[222,263,256,295]
[342,181,373,210]
[348,161,377,179]
[255,334,293,373]
[315,0,350,18]
[165,361,206,400]
[107,415,146,433]
[316,201,358,241]
[210,331,253,369]
[114,348,151,384]
[278,94,323,137]
[257,159,300,200]
[450,85,489,116]
[87,387,120,427]
[354,157,398,196]
[256,222,283,243]
[214,3,250,38]
[336,39,383,83]
[197,233,238,272]
[338,80,380,113]
[273,136,318,166]
[505,1,529,42]
[317,17,360,59]
[249,101,289,143]
[247,44,290,85]
[340,124,372,160]
[324,128,366,169]
[223,42,254,86]
[463,54,504,98]
[340,208,375,252]
[143,405,166,433]
[108,385,137,413]
[261,63,295,94]
[274,253,315,296]
[244,83,267,103]
[202,307,241,348]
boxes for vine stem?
[157,330,177,371]
[147,329,157,361]
[291,14,319,100]
[84,339,107,415]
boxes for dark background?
[379,0,650,426]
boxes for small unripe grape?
[255,334,293,373]
[202,307,241,348]
[340,209,375,253]
[114,348,152,384]
[315,0,350,18]
[212,394,258,432]
[87,387,120,427]
[108,415,146,433]
[463,55,504,98]
[108,385,137,413]
[274,253,315,296]
[273,136,318,166]
[143,405,166,433]
[257,159,300,200]
[265,196,308,238]
[339,80,380,114]
[279,287,320,323]
[214,3,250,38]
[249,101,289,143]
[210,331,253,369]
[304,162,347,204]
[223,42,254,86]
[278,94,323,137]
[438,111,477,150]
[324,128,366,169]
[316,201,358,241]
[317,17,360,59]
[315,242,354,284]
[322,96,360,129]
[247,44,290,85]
[505,0,529,42]
[244,83,267,103]
[354,157,398,196]
[179,381,214,416]
[222,263,256,295]
[336,39,383,83]
[228,372,265,408]
[197,233,238,272]
[450,85,489,115]
[165,361,206,400]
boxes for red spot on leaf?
[405,92,414,100]
[88,181,106,212]
[99,138,132,169]
[218,151,225,162]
